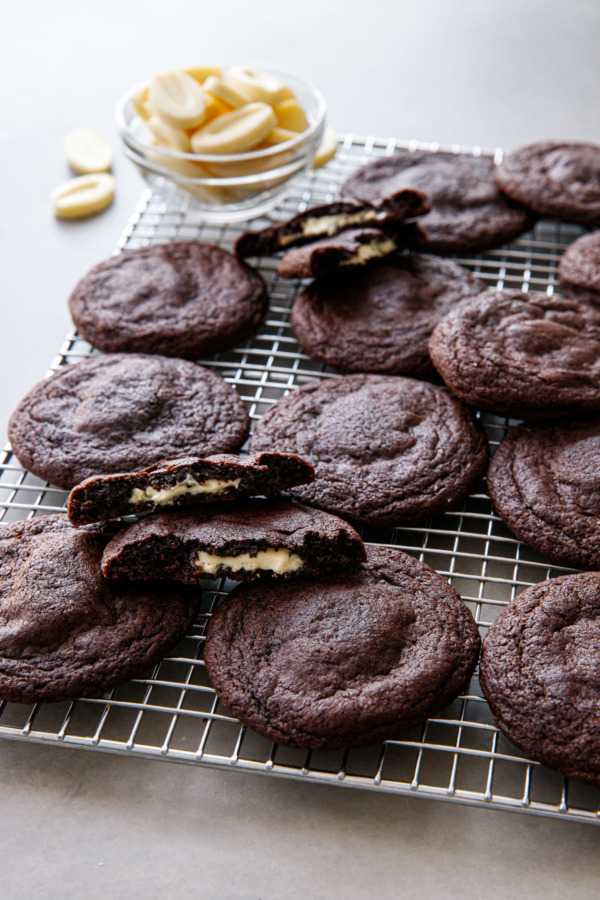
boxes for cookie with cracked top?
[558,230,600,302]
[496,141,600,225]
[480,573,600,787]
[342,150,532,252]
[249,374,488,527]
[234,190,429,258]
[428,289,600,419]
[487,419,600,570]
[69,241,268,358]
[290,254,486,377]
[204,545,481,751]
[101,500,365,583]
[8,354,250,490]
[277,227,401,279]
[68,452,314,525]
[0,515,198,704]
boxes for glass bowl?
[115,70,327,222]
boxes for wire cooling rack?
[1,135,598,825]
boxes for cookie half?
[342,150,532,252]
[69,242,268,358]
[290,255,486,377]
[68,452,314,525]
[428,289,600,419]
[234,191,428,258]
[0,515,197,704]
[8,354,250,490]
[480,573,600,787]
[277,227,400,279]
[204,545,481,751]
[249,374,488,527]
[101,500,366,583]
[496,141,600,225]
[487,419,600,570]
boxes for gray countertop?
[3,2,600,896]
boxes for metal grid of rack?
[1,135,598,824]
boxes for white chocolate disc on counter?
[226,66,285,105]
[148,70,207,129]
[52,173,115,219]
[190,102,277,154]
[63,129,113,174]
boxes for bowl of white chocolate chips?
[116,65,334,221]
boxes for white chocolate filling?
[340,237,396,266]
[128,476,241,505]
[279,209,379,246]
[195,547,304,575]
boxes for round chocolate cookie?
[428,289,600,419]
[69,242,268,359]
[487,419,600,570]
[342,150,532,252]
[290,255,486,377]
[204,545,481,751]
[249,374,488,527]
[496,141,600,225]
[0,515,197,704]
[8,354,250,490]
[558,230,600,301]
[480,573,600,787]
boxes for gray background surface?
[2,1,600,897]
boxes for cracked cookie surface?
[290,254,485,377]
[69,241,268,359]
[249,374,488,527]
[480,573,600,787]
[487,419,600,570]
[0,515,197,703]
[428,289,600,419]
[342,150,532,252]
[8,354,250,489]
[204,545,481,750]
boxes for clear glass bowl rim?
[115,69,327,165]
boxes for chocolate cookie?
[480,573,600,787]
[277,228,400,279]
[428,289,600,419]
[249,374,488,527]
[290,255,486,377]
[0,515,197,704]
[558,230,600,301]
[8,354,250,490]
[496,141,600,225]
[234,191,428,258]
[204,545,481,751]
[68,242,268,359]
[101,500,365,583]
[68,452,314,525]
[487,419,600,570]
[342,150,532,252]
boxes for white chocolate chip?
[146,114,191,152]
[148,70,208,130]
[274,99,308,133]
[190,102,277,154]
[203,76,248,109]
[225,66,285,105]
[52,173,115,219]
[63,129,113,174]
